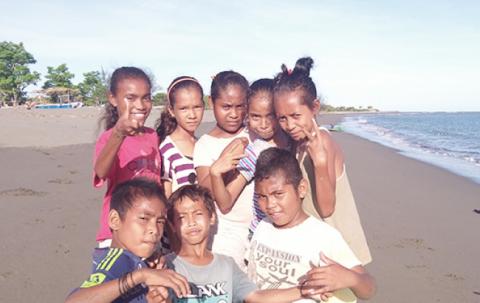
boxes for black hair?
[155,76,204,143]
[166,184,215,223]
[110,178,166,220]
[100,67,152,130]
[273,57,318,110]
[210,70,249,102]
[255,147,303,187]
[247,78,274,107]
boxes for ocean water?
[340,112,480,184]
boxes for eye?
[223,105,231,110]
[157,218,166,225]
[143,96,152,102]
[274,192,285,198]
[278,117,286,122]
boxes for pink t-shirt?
[93,127,161,241]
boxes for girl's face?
[247,92,277,141]
[213,84,247,134]
[169,87,205,134]
[274,90,319,141]
[109,78,152,126]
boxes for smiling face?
[169,87,205,134]
[171,197,215,246]
[213,84,247,134]
[255,170,308,229]
[110,196,166,259]
[109,77,152,126]
[247,91,278,141]
[274,90,319,141]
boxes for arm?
[245,287,303,303]
[303,124,337,218]
[94,102,143,179]
[162,180,173,198]
[65,268,190,303]
[210,169,248,214]
[302,254,376,300]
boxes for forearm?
[245,287,302,303]
[350,270,376,300]
[94,130,124,179]
[210,172,234,214]
[313,164,336,218]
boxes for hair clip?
[287,69,293,75]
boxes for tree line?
[0,41,168,107]
[1,41,376,111]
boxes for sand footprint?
[0,188,47,197]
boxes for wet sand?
[0,107,479,302]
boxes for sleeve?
[93,130,116,188]
[237,139,272,181]
[193,136,213,168]
[230,257,257,302]
[159,141,173,182]
[321,226,362,270]
[80,250,131,288]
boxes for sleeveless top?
[298,128,372,265]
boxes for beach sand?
[0,107,479,302]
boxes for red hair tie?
[288,68,293,75]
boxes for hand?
[146,286,169,303]
[145,251,166,269]
[114,100,144,137]
[298,119,328,167]
[302,253,356,295]
[140,268,191,299]
[210,138,248,176]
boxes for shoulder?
[81,248,139,288]
[159,136,175,154]
[95,129,114,145]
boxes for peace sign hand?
[299,118,328,167]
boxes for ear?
[167,105,175,117]
[298,178,308,199]
[312,99,321,115]
[108,209,122,231]
[108,92,118,108]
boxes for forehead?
[172,87,203,104]
[249,94,273,112]
[216,84,246,102]
[274,90,308,111]
[174,196,208,212]
[255,171,291,192]
[117,78,151,94]
[128,197,166,215]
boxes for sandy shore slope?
[0,107,479,302]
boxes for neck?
[171,126,196,141]
[177,241,213,265]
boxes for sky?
[1,0,479,111]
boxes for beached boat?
[34,102,83,109]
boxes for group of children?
[66,57,375,303]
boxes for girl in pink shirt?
[94,67,161,247]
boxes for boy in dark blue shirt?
[66,178,190,303]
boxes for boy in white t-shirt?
[248,147,376,303]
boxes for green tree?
[78,70,108,106]
[42,63,75,102]
[152,92,167,106]
[0,41,41,105]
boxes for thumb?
[319,252,336,266]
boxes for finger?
[320,252,336,265]
[321,292,333,301]
[122,98,131,120]
[157,256,166,269]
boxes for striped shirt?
[159,136,197,191]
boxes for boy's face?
[110,197,166,259]
[255,171,308,229]
[172,197,215,246]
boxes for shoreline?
[0,107,479,302]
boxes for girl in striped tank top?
[156,76,205,198]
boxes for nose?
[186,214,196,227]
[265,196,277,210]
[134,98,146,110]
[260,118,269,130]
[187,108,197,119]
[148,220,160,237]
[285,118,295,132]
